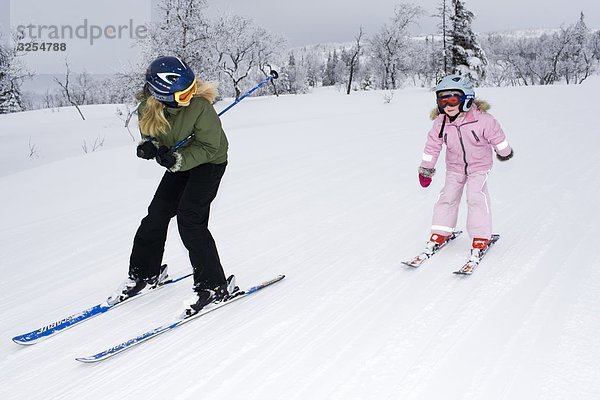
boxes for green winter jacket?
[138,96,228,172]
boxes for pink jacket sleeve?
[483,115,512,157]
[420,118,444,170]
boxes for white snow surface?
[1,80,600,399]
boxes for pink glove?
[418,167,435,188]
[419,173,432,187]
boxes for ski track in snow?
[1,82,600,399]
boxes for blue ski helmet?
[435,74,475,112]
[145,56,196,107]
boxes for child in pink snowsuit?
[418,75,513,254]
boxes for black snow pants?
[129,162,227,288]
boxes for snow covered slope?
[1,80,600,400]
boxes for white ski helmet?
[435,74,475,112]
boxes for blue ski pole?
[217,70,279,117]
[171,70,278,151]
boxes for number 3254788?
[17,42,67,51]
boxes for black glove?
[496,149,514,162]
[155,146,177,169]
[136,141,157,160]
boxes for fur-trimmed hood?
[430,99,491,120]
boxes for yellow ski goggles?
[174,79,197,105]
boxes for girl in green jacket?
[108,56,237,317]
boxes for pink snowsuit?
[420,104,512,239]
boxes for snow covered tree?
[479,33,521,87]
[69,70,97,105]
[256,33,286,96]
[303,51,321,88]
[279,52,308,94]
[559,13,597,84]
[369,3,424,89]
[0,36,31,114]
[537,29,582,85]
[333,52,346,89]
[267,45,322,94]
[138,2,283,100]
[211,13,281,99]
[449,0,487,83]
[323,50,339,86]
[481,31,566,87]
[406,35,445,87]
[505,31,573,86]
[590,30,600,70]
[0,76,23,114]
[103,68,146,104]
[506,36,550,85]
[139,0,217,81]
[591,30,600,62]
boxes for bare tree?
[346,27,364,94]
[28,137,39,159]
[42,89,54,109]
[212,14,255,99]
[73,70,95,105]
[54,59,86,120]
[369,3,424,89]
[82,136,105,153]
[538,31,571,85]
[115,104,138,142]
[434,0,451,74]
[212,14,279,100]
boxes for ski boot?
[403,232,461,268]
[425,233,450,256]
[470,237,491,263]
[180,275,239,319]
[107,264,168,306]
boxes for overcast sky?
[2,0,599,75]
[207,0,600,46]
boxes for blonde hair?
[196,80,219,103]
[139,96,170,137]
[137,80,219,137]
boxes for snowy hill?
[1,80,600,400]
